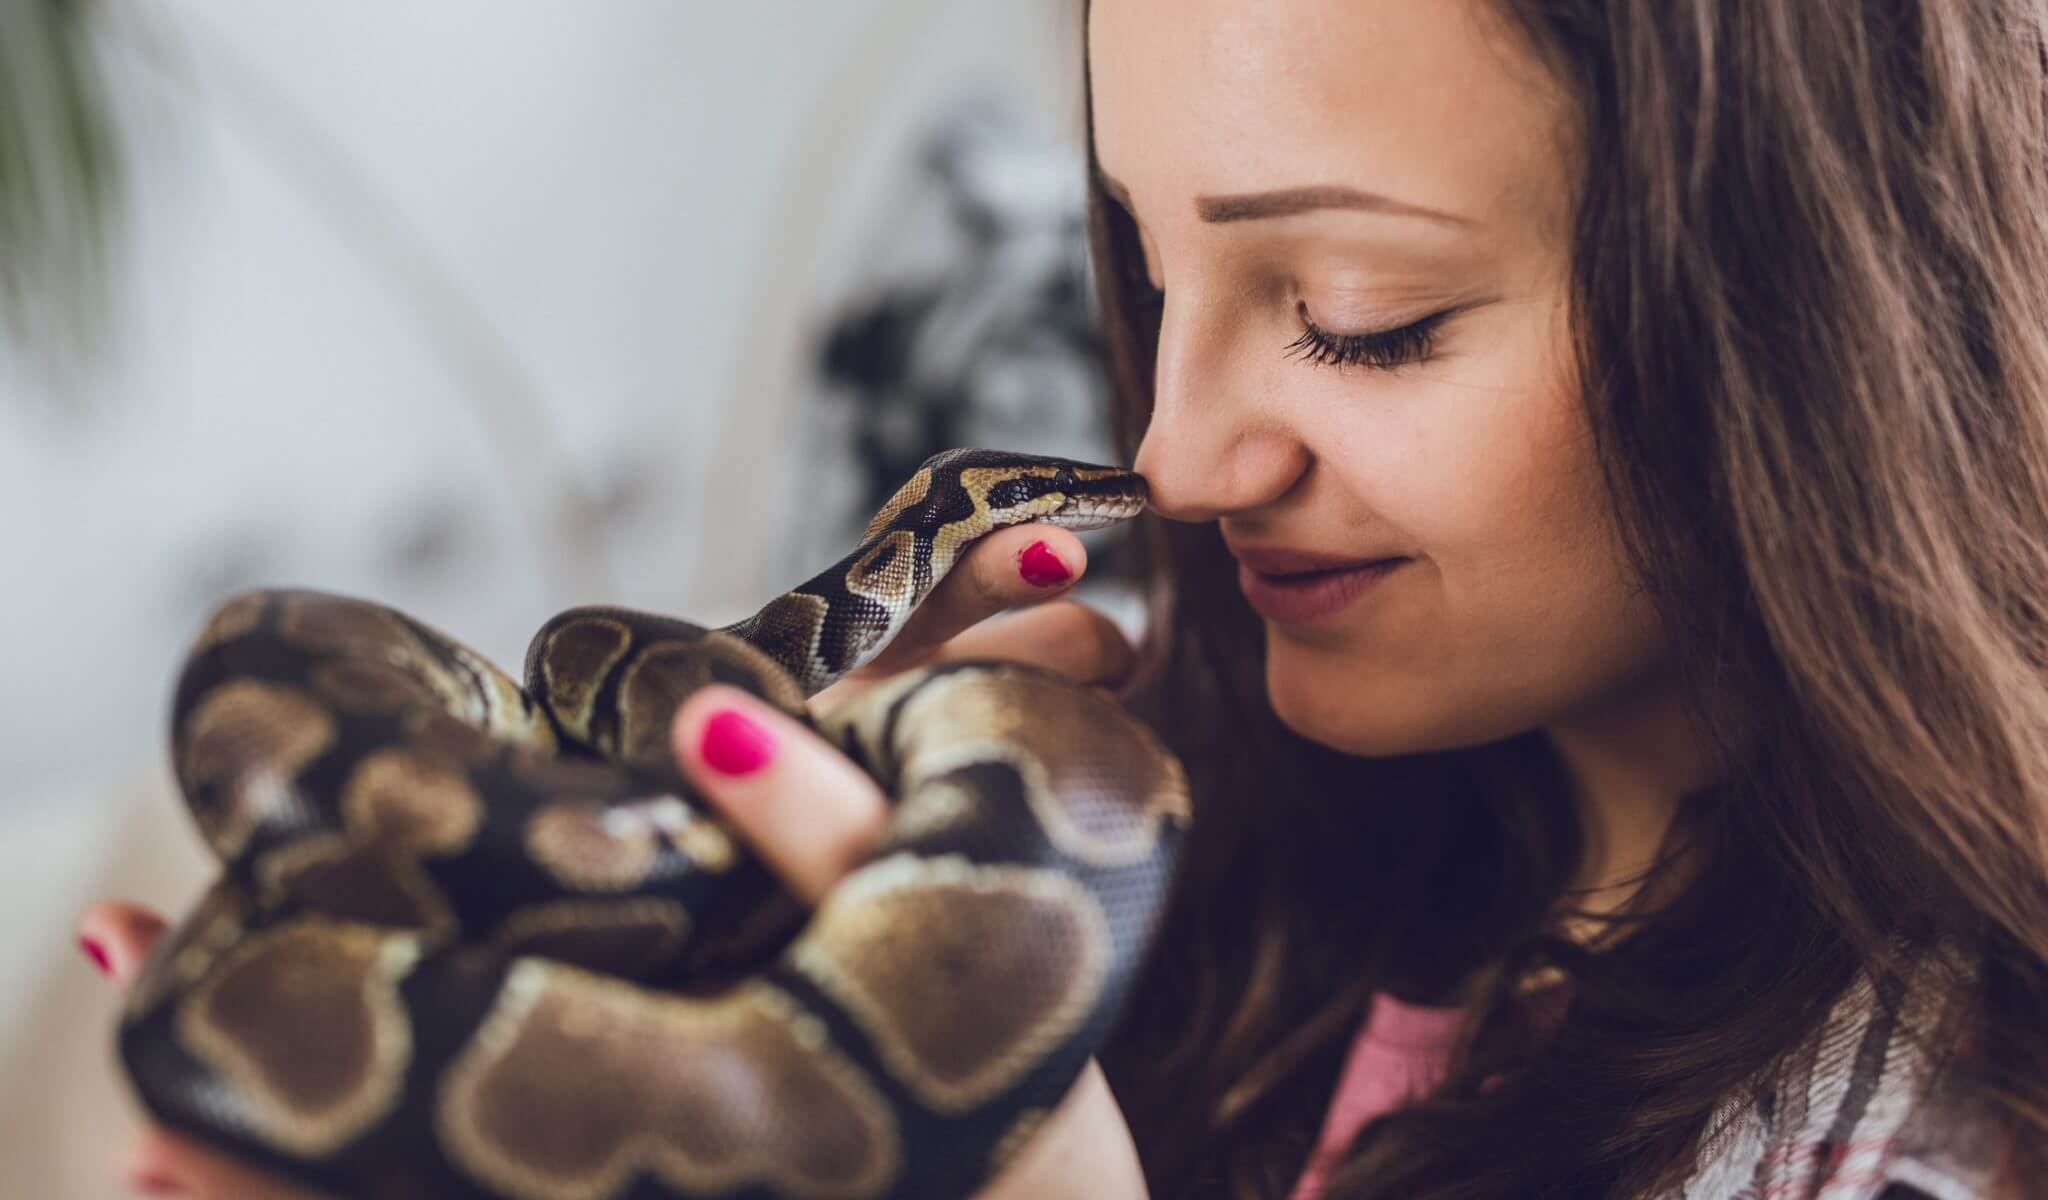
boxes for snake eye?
[987,478,1034,509]
[1054,469,1077,492]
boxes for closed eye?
[1123,258,1452,373]
[1285,302,1452,372]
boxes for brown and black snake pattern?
[117,448,1188,1200]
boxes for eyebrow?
[1098,172,1474,229]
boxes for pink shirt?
[1287,991,1469,1200]
[1289,982,1571,1198]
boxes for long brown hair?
[1083,1,2048,1195]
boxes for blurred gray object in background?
[797,89,1137,601]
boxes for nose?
[1132,301,1309,524]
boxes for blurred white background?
[0,2,1098,1191]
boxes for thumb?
[672,685,891,906]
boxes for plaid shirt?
[1655,945,2006,1199]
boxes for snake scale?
[116,448,1189,1200]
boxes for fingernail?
[699,709,775,776]
[128,1169,183,1195]
[79,936,111,976]
[1020,540,1071,587]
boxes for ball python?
[116,448,1189,1200]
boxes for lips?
[1230,546,1405,576]
[1229,544,1411,624]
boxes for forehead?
[1088,0,1575,240]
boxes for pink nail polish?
[80,936,111,976]
[700,709,775,776]
[1020,540,1071,587]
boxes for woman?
[78,0,2048,1195]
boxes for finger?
[974,1060,1145,1200]
[853,525,1087,678]
[811,599,1136,716]
[124,1125,330,1199]
[672,685,891,906]
[929,599,1137,687]
[76,900,169,987]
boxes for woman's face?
[1091,0,1671,755]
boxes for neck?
[1542,655,1735,938]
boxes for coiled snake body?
[117,449,1188,1199]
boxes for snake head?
[923,448,1148,533]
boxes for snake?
[115,448,1189,1200]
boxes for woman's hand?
[671,524,1148,1200]
[808,524,1135,716]
[75,522,1147,1198]
[75,904,327,1198]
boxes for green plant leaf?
[0,0,122,413]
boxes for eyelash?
[1284,303,1450,372]
[1125,276,1448,373]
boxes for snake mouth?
[1053,491,1147,531]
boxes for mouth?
[1053,493,1147,530]
[1258,561,1390,578]
[1231,545,1407,576]
[1233,551,1413,624]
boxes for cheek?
[1266,308,1669,753]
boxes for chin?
[1262,637,1510,758]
